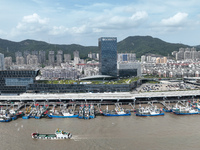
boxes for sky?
[0,0,200,46]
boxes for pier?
[0,90,199,103]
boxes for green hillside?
[117,36,191,58]
[0,36,195,60]
[0,38,98,60]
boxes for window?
[5,78,33,86]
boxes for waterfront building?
[118,62,141,77]
[48,51,55,66]
[99,37,117,77]
[0,70,38,94]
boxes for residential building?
[0,53,5,70]
[64,54,71,63]
[4,57,12,69]
[48,51,55,66]
[38,50,46,64]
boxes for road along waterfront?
[0,90,200,102]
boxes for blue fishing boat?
[0,116,12,122]
[22,106,32,119]
[162,108,172,112]
[22,115,30,119]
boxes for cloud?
[49,25,88,35]
[90,11,148,31]
[161,12,188,26]
[10,13,49,37]
[49,26,69,35]
[22,13,48,24]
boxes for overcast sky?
[0,0,200,46]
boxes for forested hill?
[0,36,194,59]
[117,36,191,57]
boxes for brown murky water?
[0,112,200,150]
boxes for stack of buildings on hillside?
[6,38,200,80]
[172,47,200,61]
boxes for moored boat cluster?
[1,100,200,123]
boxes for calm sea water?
[1,113,200,150]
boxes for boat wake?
[72,135,90,141]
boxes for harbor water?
[1,113,200,150]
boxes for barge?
[31,129,72,139]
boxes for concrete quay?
[0,90,199,102]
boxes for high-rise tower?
[98,37,117,77]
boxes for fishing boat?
[84,104,90,119]
[0,107,12,122]
[162,101,173,112]
[190,100,200,110]
[136,105,164,116]
[22,106,32,119]
[47,104,78,118]
[163,107,172,112]
[35,105,49,119]
[173,103,199,115]
[103,104,131,117]
[31,129,72,139]
[0,115,12,122]
[78,105,84,119]
[89,104,95,119]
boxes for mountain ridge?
[0,36,196,59]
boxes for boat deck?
[37,134,56,138]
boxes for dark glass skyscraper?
[98,37,117,77]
